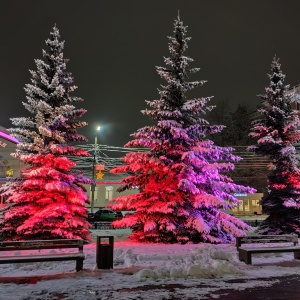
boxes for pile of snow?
[1,228,300,299]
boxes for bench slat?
[0,239,83,247]
[236,234,298,249]
[0,253,85,264]
[0,244,84,251]
[240,246,300,253]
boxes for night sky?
[1,0,300,146]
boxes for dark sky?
[1,0,300,146]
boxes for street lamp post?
[91,126,100,214]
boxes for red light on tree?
[0,26,91,241]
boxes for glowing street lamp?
[91,126,100,214]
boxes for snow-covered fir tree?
[248,57,300,235]
[109,16,255,244]
[0,26,91,241]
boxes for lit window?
[251,200,260,207]
[244,199,250,211]
[105,186,113,201]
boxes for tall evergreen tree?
[248,57,300,235]
[110,16,255,244]
[0,26,91,241]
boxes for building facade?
[227,192,263,216]
[87,181,264,216]
[0,126,265,215]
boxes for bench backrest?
[0,239,84,252]
[236,234,298,249]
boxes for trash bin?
[96,235,114,269]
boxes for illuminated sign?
[233,193,248,197]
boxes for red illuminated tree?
[110,16,255,244]
[0,26,91,241]
[249,57,300,235]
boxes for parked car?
[87,212,95,222]
[88,209,123,222]
[94,209,116,221]
[115,211,124,220]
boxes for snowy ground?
[1,228,300,299]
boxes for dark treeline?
[207,100,268,193]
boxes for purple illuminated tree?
[110,16,255,244]
[248,57,300,235]
[0,26,91,241]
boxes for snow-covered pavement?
[1,228,300,299]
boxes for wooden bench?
[0,239,85,272]
[236,234,300,265]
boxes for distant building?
[84,179,139,210]
[224,192,263,216]
[0,127,266,216]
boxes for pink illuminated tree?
[0,26,91,241]
[110,16,255,244]
[249,57,300,235]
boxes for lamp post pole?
[91,126,100,214]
